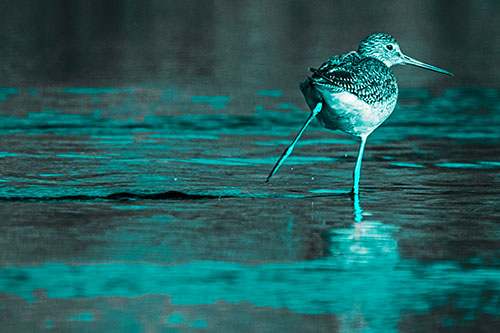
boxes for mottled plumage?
[299,35,402,137]
[310,53,398,105]
[266,33,452,194]
[300,49,399,136]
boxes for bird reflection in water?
[326,193,398,265]
[353,193,364,224]
[349,194,373,258]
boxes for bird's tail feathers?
[300,77,323,112]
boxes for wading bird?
[265,33,452,194]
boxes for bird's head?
[358,33,453,75]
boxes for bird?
[265,33,452,194]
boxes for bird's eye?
[386,44,393,51]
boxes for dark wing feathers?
[309,68,336,84]
[309,51,397,105]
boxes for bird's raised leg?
[265,102,323,182]
[352,135,368,195]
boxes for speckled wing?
[309,51,398,105]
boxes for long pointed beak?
[401,54,453,76]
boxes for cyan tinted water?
[0,87,499,331]
[1,1,500,330]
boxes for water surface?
[0,86,499,331]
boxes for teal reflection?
[353,194,363,223]
[0,87,18,101]
[254,138,354,146]
[435,162,497,169]
[258,90,282,97]
[1,234,499,331]
[64,88,133,95]
[190,96,231,110]
[0,152,19,158]
[389,162,425,168]
[166,313,184,324]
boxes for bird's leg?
[265,102,322,182]
[351,135,368,195]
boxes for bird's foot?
[349,188,360,198]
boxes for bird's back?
[300,51,399,137]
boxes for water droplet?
[311,177,315,181]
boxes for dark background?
[1,0,499,89]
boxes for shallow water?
[0,87,499,331]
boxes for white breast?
[315,90,397,137]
